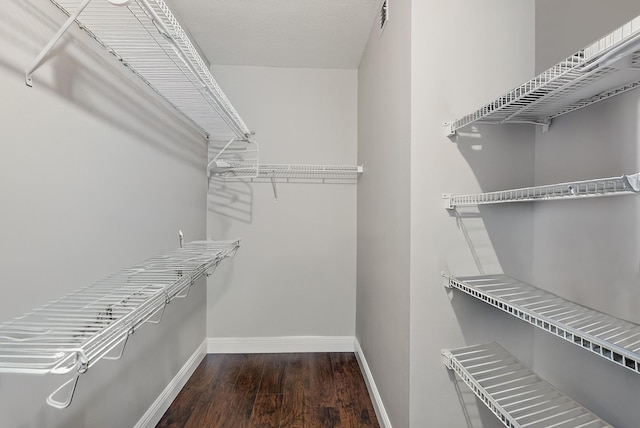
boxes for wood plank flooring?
[157,353,380,428]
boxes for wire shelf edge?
[0,239,240,409]
[443,342,612,428]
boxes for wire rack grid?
[443,172,640,209]
[48,0,251,140]
[443,273,640,376]
[448,15,640,135]
[211,162,364,181]
[443,342,612,428]
[0,240,239,408]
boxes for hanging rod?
[443,342,612,428]
[28,0,252,140]
[446,15,640,136]
[443,273,640,376]
[443,171,640,209]
[0,239,240,409]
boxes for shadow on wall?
[451,123,536,281]
[207,175,359,225]
[208,177,254,225]
[2,0,205,169]
[442,123,537,428]
[447,369,508,428]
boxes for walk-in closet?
[2,0,640,427]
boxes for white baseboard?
[134,340,207,428]
[354,338,392,428]
[207,336,355,354]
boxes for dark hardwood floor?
[157,353,380,428]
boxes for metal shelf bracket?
[442,194,454,210]
[441,271,453,288]
[25,0,94,87]
[440,349,453,369]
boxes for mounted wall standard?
[445,15,640,136]
[443,171,640,209]
[443,342,612,428]
[29,0,252,140]
[443,273,640,376]
[0,240,239,409]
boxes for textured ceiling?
[165,0,381,69]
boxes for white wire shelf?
[443,273,640,376]
[210,161,364,180]
[442,342,612,428]
[29,0,251,140]
[0,239,239,409]
[443,171,640,209]
[446,15,640,136]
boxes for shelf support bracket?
[442,194,454,210]
[25,0,132,87]
[539,120,551,133]
[444,122,457,138]
[270,173,278,201]
[441,349,454,369]
[25,0,94,87]
[441,272,453,288]
[624,173,640,192]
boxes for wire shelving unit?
[28,0,252,141]
[446,15,640,136]
[0,240,239,409]
[208,139,363,182]
[210,161,364,181]
[443,171,640,209]
[442,342,612,428]
[443,273,640,375]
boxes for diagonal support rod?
[25,0,94,87]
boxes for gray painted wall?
[533,2,640,427]
[356,0,412,425]
[207,65,358,338]
[535,0,640,73]
[410,1,536,427]
[0,1,207,426]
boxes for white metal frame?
[446,15,640,136]
[208,139,363,182]
[0,240,239,409]
[443,171,640,209]
[443,342,612,428]
[443,273,640,376]
[210,162,364,181]
[208,138,261,180]
[28,0,252,140]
